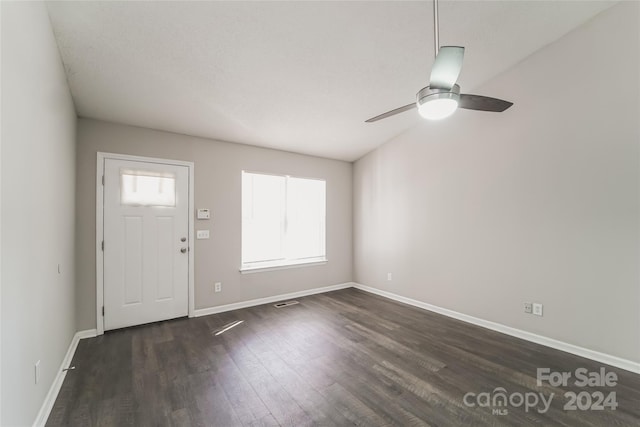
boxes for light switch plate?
[197,209,210,220]
[196,230,210,239]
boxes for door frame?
[96,152,195,335]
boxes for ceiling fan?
[365,0,513,123]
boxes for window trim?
[239,257,328,274]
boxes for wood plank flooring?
[47,288,640,426]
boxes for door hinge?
[101,241,104,251]
[102,306,105,316]
[102,175,105,185]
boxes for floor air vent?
[274,300,299,308]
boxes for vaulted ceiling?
[47,1,615,161]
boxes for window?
[241,171,326,271]
[120,169,176,207]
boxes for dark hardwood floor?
[47,288,640,426]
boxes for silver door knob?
[180,248,187,253]
[180,237,187,242]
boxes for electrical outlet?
[524,302,532,314]
[533,303,543,316]
[35,360,40,384]
[387,273,393,281]
[214,282,222,293]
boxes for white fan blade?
[429,46,465,90]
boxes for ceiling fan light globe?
[416,86,460,120]
[418,98,458,120]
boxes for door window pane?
[121,169,176,207]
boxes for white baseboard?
[193,282,354,317]
[75,329,98,340]
[352,283,640,374]
[33,329,97,427]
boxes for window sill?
[240,259,328,274]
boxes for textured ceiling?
[47,1,615,161]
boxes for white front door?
[103,158,189,330]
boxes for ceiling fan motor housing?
[416,84,461,107]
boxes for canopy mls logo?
[462,367,619,416]
[463,387,553,415]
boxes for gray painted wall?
[76,119,353,331]
[353,2,640,362]
[1,2,78,425]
